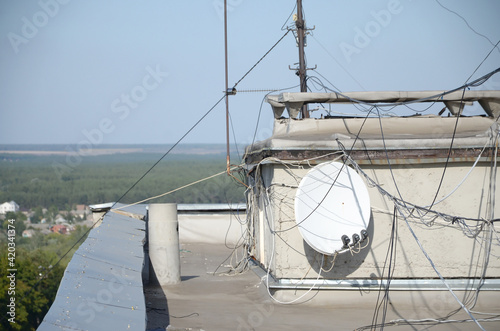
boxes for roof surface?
[145,243,500,331]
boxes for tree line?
[0,149,248,329]
[0,152,246,210]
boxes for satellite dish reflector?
[294,161,371,255]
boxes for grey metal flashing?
[37,208,147,331]
[177,203,246,213]
[249,260,500,291]
[271,278,500,291]
[88,202,115,212]
[90,202,148,216]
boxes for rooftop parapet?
[267,90,500,119]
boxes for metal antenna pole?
[296,0,309,118]
[224,0,231,174]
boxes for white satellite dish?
[294,161,371,255]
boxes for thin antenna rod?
[224,0,231,174]
[296,0,309,118]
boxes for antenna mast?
[224,0,231,174]
[296,0,308,118]
[296,0,310,118]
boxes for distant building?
[74,204,90,217]
[50,224,69,235]
[76,204,88,212]
[55,216,67,224]
[0,201,19,214]
[22,229,35,238]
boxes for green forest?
[0,148,246,210]
[0,145,247,330]
[0,225,89,330]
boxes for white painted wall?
[251,161,500,280]
[178,213,246,245]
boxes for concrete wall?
[178,213,246,245]
[250,160,500,280]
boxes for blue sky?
[1,0,499,146]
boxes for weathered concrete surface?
[179,213,245,245]
[145,243,500,331]
[149,203,181,285]
[252,162,500,280]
